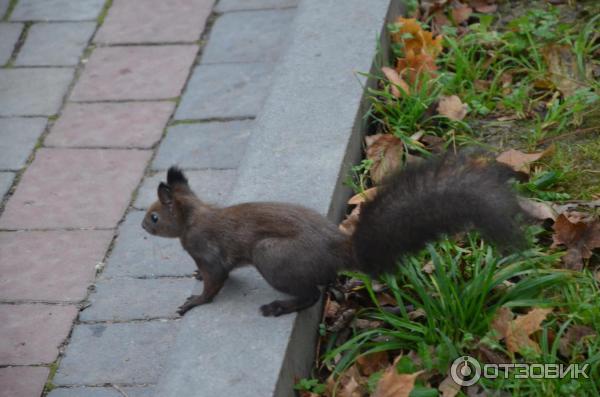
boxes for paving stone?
[48,386,154,397]
[202,9,294,64]
[95,0,214,44]
[0,148,151,229]
[134,169,237,209]
[216,0,298,12]
[175,63,273,120]
[81,278,196,321]
[16,22,96,66]
[0,23,22,65]
[152,121,252,170]
[102,210,196,278]
[0,366,49,397]
[46,102,174,148]
[0,230,113,302]
[11,0,105,21]
[0,304,78,365]
[0,117,46,170]
[54,321,179,385]
[70,46,197,101]
[0,68,74,116]
[0,172,15,198]
[0,0,9,18]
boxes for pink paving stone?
[46,102,175,148]
[95,0,215,44]
[0,304,78,365]
[0,148,151,229]
[0,366,49,397]
[0,230,113,302]
[70,45,197,101]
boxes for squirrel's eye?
[150,213,159,223]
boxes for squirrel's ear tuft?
[167,166,188,186]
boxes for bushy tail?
[351,152,525,276]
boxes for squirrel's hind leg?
[260,287,320,317]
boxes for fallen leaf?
[559,325,596,357]
[551,214,600,270]
[348,187,378,205]
[422,261,435,274]
[518,197,557,221]
[505,308,553,354]
[541,45,588,97]
[408,307,426,320]
[496,146,554,174]
[366,134,404,184]
[437,95,468,121]
[392,17,443,82]
[339,204,362,236]
[324,299,341,320]
[382,66,410,97]
[469,0,498,13]
[373,356,423,397]
[334,365,366,397]
[356,351,390,376]
[451,4,473,25]
[439,375,461,397]
[491,306,513,340]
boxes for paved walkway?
[0,0,297,395]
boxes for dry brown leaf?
[451,4,473,25]
[551,213,600,270]
[518,197,557,221]
[324,299,341,320]
[348,187,378,205]
[491,306,513,340]
[469,0,498,13]
[339,204,362,236]
[422,261,435,274]
[437,95,468,121]
[366,134,404,184]
[496,146,554,174]
[408,307,426,320]
[559,325,596,357]
[377,292,398,306]
[373,356,423,397]
[505,308,553,354]
[541,45,588,97]
[356,351,390,376]
[331,365,367,397]
[439,375,461,397]
[381,66,410,97]
[299,392,320,397]
[392,17,443,83]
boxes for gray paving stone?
[102,210,196,278]
[216,0,298,12]
[152,121,252,170]
[202,9,295,63]
[48,386,154,397]
[0,172,15,198]
[11,0,106,21]
[155,1,395,396]
[0,118,47,170]
[16,22,96,66]
[0,68,74,116]
[0,0,9,19]
[0,23,22,65]
[176,63,273,120]
[134,169,237,209]
[54,321,179,385]
[81,278,196,321]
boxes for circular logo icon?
[450,356,481,386]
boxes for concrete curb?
[155,1,404,396]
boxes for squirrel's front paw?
[177,295,208,315]
[260,301,286,317]
[192,270,203,280]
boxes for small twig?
[111,384,130,397]
[537,126,600,145]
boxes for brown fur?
[142,156,524,317]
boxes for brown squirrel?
[142,153,523,316]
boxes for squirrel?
[141,152,524,317]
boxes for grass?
[305,1,600,396]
